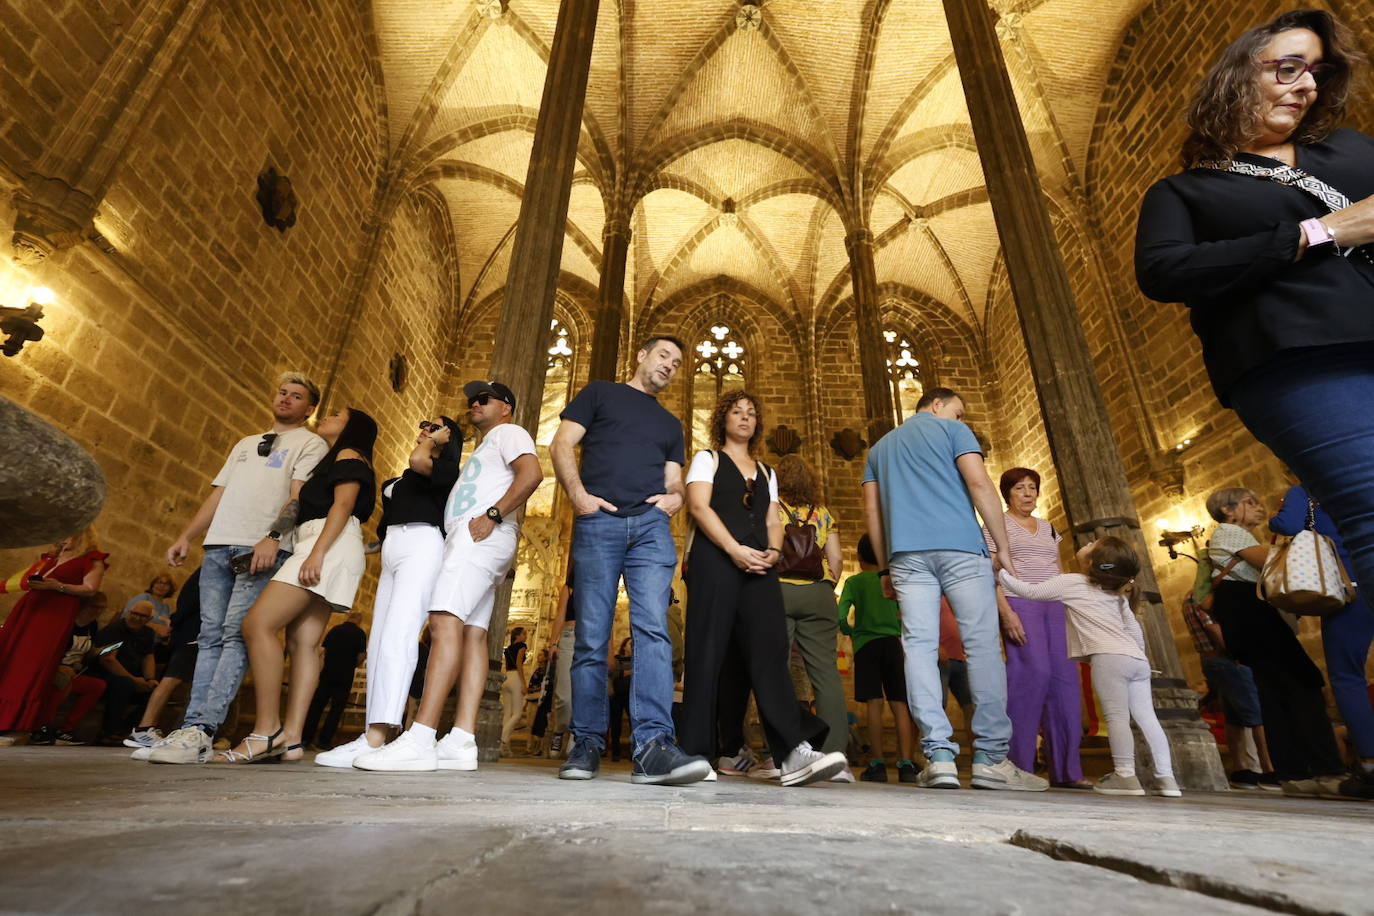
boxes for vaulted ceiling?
[372,0,1150,346]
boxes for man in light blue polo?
[863,387,1047,792]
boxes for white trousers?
[501,670,525,744]
[1090,653,1174,778]
[366,523,444,726]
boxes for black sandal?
[215,727,284,764]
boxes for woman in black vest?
[680,389,845,787]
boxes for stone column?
[587,214,630,382]
[476,0,601,760]
[11,0,209,262]
[941,0,1225,789]
[844,228,896,442]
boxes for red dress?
[0,551,109,731]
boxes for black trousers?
[303,676,353,748]
[95,673,140,735]
[1213,581,1344,778]
[681,543,826,765]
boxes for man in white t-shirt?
[144,372,328,764]
[356,379,542,772]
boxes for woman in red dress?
[0,527,108,735]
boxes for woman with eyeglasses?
[679,389,845,786]
[219,407,379,763]
[313,416,463,767]
[121,575,176,643]
[1136,10,1374,614]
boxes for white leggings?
[500,670,524,744]
[1090,653,1174,778]
[366,524,444,726]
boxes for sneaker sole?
[632,759,713,786]
[558,767,598,780]
[918,776,961,789]
[148,753,211,765]
[314,755,366,769]
[353,758,438,772]
[1091,787,1146,796]
[1153,790,1183,798]
[973,778,1049,791]
[123,738,154,749]
[782,754,847,787]
[748,769,781,780]
[437,759,478,771]
[703,769,718,782]
[1228,782,1262,791]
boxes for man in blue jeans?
[550,335,710,785]
[140,373,327,764]
[863,387,1047,791]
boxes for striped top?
[1208,523,1262,584]
[997,571,1146,662]
[984,513,1062,584]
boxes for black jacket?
[1135,128,1374,404]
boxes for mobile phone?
[28,574,44,582]
[97,641,124,656]
[229,553,253,575]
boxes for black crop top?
[298,458,376,525]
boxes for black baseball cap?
[463,380,516,412]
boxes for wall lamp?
[1,286,53,357]
[1157,521,1206,561]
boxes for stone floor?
[1,747,1372,916]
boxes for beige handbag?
[1258,500,1356,616]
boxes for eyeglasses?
[128,612,152,620]
[256,433,278,457]
[1263,57,1336,87]
[418,421,441,433]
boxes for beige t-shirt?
[204,427,327,550]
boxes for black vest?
[704,452,770,550]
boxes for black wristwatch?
[877,569,890,578]
[485,506,503,524]
[266,530,282,541]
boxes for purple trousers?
[1004,596,1082,782]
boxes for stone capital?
[10,176,97,264]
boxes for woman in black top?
[1136,9,1374,601]
[223,407,378,763]
[680,389,845,787]
[500,627,527,753]
[314,416,462,768]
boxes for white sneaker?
[780,741,847,787]
[353,731,438,772]
[750,755,781,780]
[123,728,164,749]
[148,727,213,765]
[314,735,376,769]
[703,767,719,782]
[829,765,856,783]
[435,731,478,771]
[1152,774,1182,798]
[1093,772,1146,796]
[971,757,1049,792]
[131,732,172,761]
[916,753,960,789]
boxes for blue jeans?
[569,510,678,755]
[1229,345,1374,612]
[889,549,1011,759]
[182,545,287,733]
[1322,596,1374,758]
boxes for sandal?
[281,742,304,762]
[215,728,284,764]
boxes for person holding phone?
[143,372,328,765]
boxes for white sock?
[1115,766,1136,778]
[451,727,476,746]
[408,724,437,747]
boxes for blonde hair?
[277,371,321,406]
[60,525,101,557]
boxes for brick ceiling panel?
[886,147,984,208]
[568,181,606,247]
[436,177,521,305]
[742,192,829,289]
[449,130,535,187]
[582,4,625,158]
[870,192,907,237]
[419,23,549,154]
[859,0,954,163]
[657,224,790,309]
[636,188,716,273]
[468,234,516,311]
[887,68,972,149]
[874,227,963,315]
[763,0,867,151]
[558,232,599,288]
[647,28,828,154]
[373,0,477,152]
[813,207,851,311]
[625,2,737,146]
[929,201,998,325]
[662,140,813,201]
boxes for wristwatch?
[1301,217,1335,252]
[485,506,503,524]
[266,530,282,541]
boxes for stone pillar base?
[1132,679,1229,791]
[475,664,505,763]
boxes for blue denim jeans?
[1322,596,1374,758]
[1229,345,1374,611]
[889,549,1011,759]
[569,510,678,755]
[182,545,287,733]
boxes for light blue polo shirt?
[862,412,988,560]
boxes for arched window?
[884,327,923,425]
[691,323,746,452]
[528,318,575,517]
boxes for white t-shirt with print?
[204,427,328,550]
[443,423,537,534]
[685,450,779,502]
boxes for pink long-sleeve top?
[996,570,1146,662]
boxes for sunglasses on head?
[256,433,278,457]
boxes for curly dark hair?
[1181,9,1364,167]
[776,454,821,508]
[708,388,763,453]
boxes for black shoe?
[56,731,86,746]
[1256,771,1282,792]
[29,725,56,746]
[559,738,601,780]
[1228,769,1262,790]
[631,737,712,785]
[860,761,888,782]
[1337,768,1374,800]
[896,760,918,784]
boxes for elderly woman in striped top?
[998,537,1180,798]
[984,468,1087,788]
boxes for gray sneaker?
[916,759,960,789]
[1153,774,1182,798]
[147,727,213,765]
[779,742,847,787]
[972,757,1050,791]
[1092,772,1146,796]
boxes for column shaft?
[844,229,895,441]
[587,220,629,382]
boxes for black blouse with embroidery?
[298,458,376,525]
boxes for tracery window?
[884,327,923,425]
[536,318,574,447]
[691,323,746,452]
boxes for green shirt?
[837,570,901,654]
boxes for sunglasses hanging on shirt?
[256,433,278,457]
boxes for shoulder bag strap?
[1200,159,1368,261]
[1211,555,1243,589]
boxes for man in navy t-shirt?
[550,335,711,786]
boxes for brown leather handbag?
[777,504,824,580]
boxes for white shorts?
[430,518,518,630]
[272,517,365,611]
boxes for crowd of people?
[1,8,1372,802]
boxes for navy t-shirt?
[560,381,685,518]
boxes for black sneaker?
[1337,768,1374,800]
[860,761,888,782]
[29,725,56,746]
[897,759,918,784]
[631,737,712,785]
[1228,769,1262,790]
[1256,771,1282,792]
[558,738,601,780]
[55,731,85,746]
